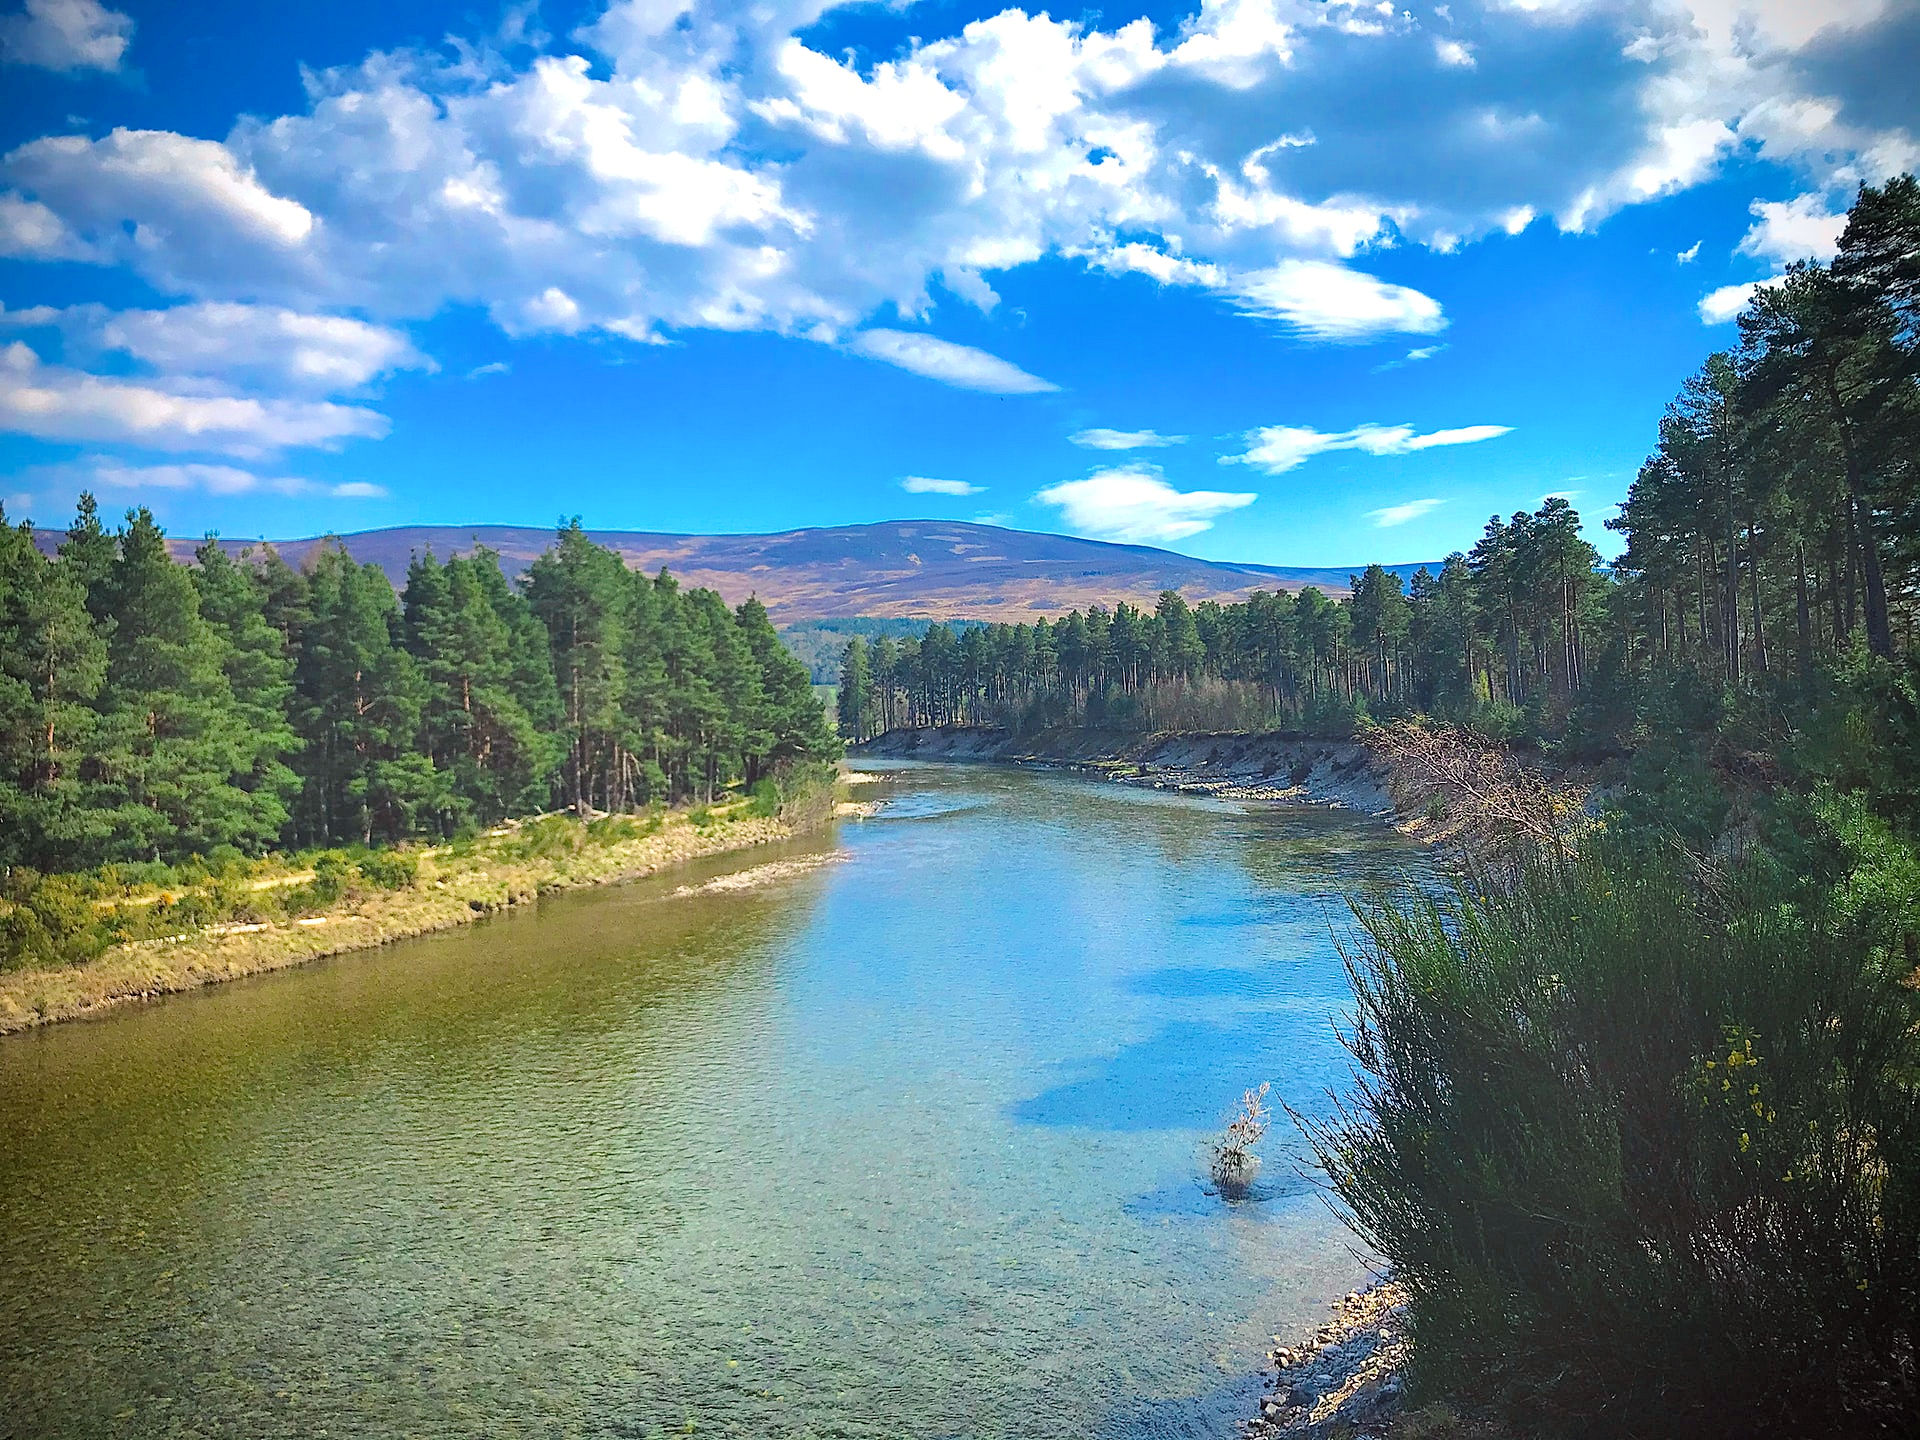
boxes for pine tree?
[526,520,629,814]
[837,636,873,741]
[193,539,301,841]
[0,505,106,868]
[85,510,280,862]
[293,541,435,844]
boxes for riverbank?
[0,806,808,1037]
[854,725,1593,862]
[855,726,1400,811]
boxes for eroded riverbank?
[856,727,1401,814]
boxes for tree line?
[0,510,837,871]
[839,175,1919,753]
[834,499,1601,743]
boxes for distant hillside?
[31,519,1434,622]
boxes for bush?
[509,815,582,860]
[356,850,418,890]
[0,872,106,970]
[746,777,782,818]
[1305,831,1920,1437]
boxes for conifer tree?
[85,510,279,861]
[293,541,435,844]
[0,505,106,868]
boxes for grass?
[0,801,798,1036]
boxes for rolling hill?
[36,519,1434,622]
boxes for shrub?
[1210,1082,1271,1200]
[510,815,581,860]
[356,850,418,890]
[687,804,716,830]
[1305,831,1920,1437]
[307,852,353,907]
[0,873,106,970]
[747,778,782,818]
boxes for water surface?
[0,763,1427,1439]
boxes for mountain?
[34,519,1434,622]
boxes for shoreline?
[854,725,1590,862]
[0,808,811,1038]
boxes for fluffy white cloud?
[0,0,1912,400]
[1370,497,1444,526]
[0,0,131,73]
[1696,192,1847,324]
[2,301,429,392]
[1737,193,1846,266]
[1071,427,1186,450]
[849,330,1057,394]
[1224,420,1513,474]
[0,341,389,456]
[1033,465,1256,543]
[900,475,983,495]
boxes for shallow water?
[0,763,1428,1439]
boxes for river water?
[0,763,1427,1440]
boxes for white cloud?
[1737,192,1846,266]
[2,301,430,392]
[0,191,90,259]
[900,475,983,495]
[1677,240,1701,262]
[0,0,1912,404]
[1070,427,1186,450]
[466,361,511,379]
[29,455,387,498]
[1698,277,1776,323]
[0,0,132,73]
[1224,420,1513,474]
[1231,261,1447,341]
[1033,465,1256,543]
[1370,497,1445,527]
[849,330,1058,394]
[0,341,388,456]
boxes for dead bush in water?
[1211,1081,1271,1199]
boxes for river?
[0,762,1428,1439]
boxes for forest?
[0,513,839,874]
[838,186,1917,756]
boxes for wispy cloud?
[1230,260,1446,342]
[466,361,510,380]
[848,330,1058,394]
[1069,427,1186,450]
[900,475,982,495]
[1369,497,1444,528]
[26,454,387,499]
[1034,465,1255,544]
[1223,421,1513,475]
[1676,240,1701,263]
[1373,344,1446,373]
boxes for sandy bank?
[0,810,803,1038]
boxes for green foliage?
[0,870,106,970]
[1307,831,1920,1437]
[356,850,418,890]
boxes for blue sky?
[0,0,1914,567]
